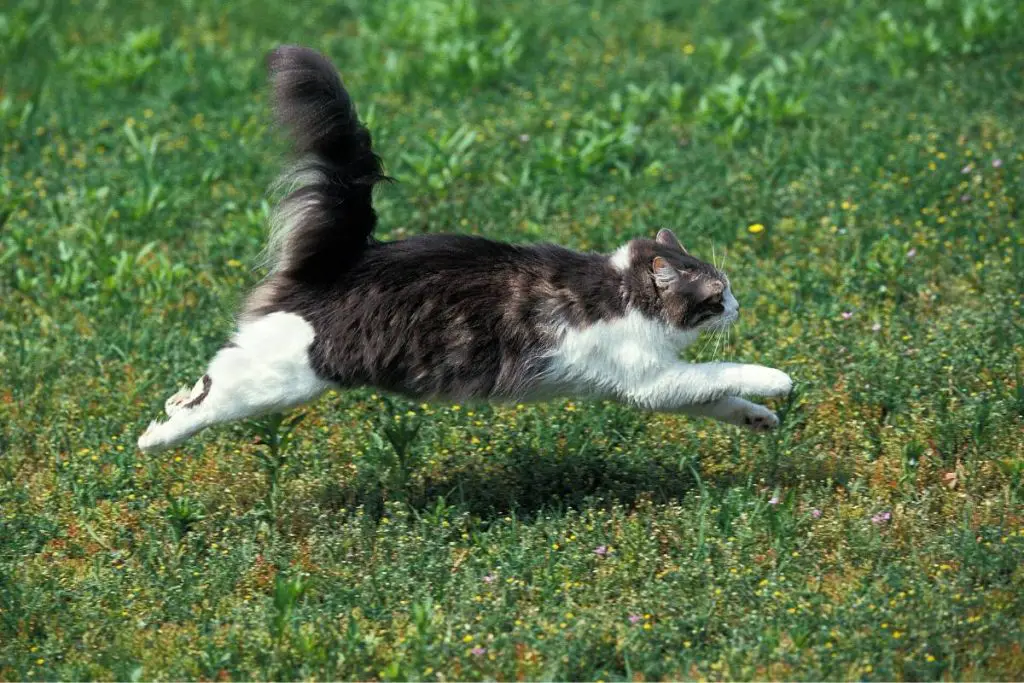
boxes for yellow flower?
[748,223,765,234]
[463,634,474,643]
[683,43,696,55]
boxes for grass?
[1,0,1023,679]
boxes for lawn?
[1,0,1023,679]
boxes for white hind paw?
[164,387,192,416]
[138,420,170,453]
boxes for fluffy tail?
[265,45,386,281]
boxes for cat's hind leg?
[165,381,201,417]
[138,312,331,453]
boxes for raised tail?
[265,45,386,281]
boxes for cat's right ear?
[652,256,678,289]
[656,228,689,255]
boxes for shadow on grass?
[315,442,854,523]
[315,445,699,522]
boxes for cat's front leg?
[625,361,791,409]
[679,396,780,432]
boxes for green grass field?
[2,0,1023,679]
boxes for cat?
[137,45,792,453]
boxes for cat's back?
[290,233,617,400]
[351,233,578,285]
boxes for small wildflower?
[812,508,823,519]
[518,133,530,143]
[463,634,474,643]
[683,43,696,55]
[871,511,892,525]
[594,545,608,557]
[841,311,853,320]
[629,614,642,624]
[960,193,972,203]
[769,496,780,505]
[482,574,495,584]
[747,223,765,234]
[471,646,487,656]
[871,323,881,332]
[992,158,1003,168]
[961,164,973,174]
[906,248,917,258]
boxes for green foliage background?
[1,0,1022,679]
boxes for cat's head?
[622,228,739,331]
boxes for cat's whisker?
[696,331,715,358]
[704,328,719,361]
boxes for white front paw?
[741,366,792,397]
[738,403,779,432]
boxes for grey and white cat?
[137,46,792,453]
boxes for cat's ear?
[652,256,678,289]
[655,228,689,255]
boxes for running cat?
[137,45,792,453]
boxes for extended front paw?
[740,366,792,397]
[739,403,779,432]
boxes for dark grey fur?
[247,46,728,402]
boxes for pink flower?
[471,646,487,656]
[812,508,822,519]
[871,511,892,525]
[841,311,853,320]
[594,545,608,557]
[629,614,642,624]
[769,495,780,505]
[992,158,1003,168]
[482,574,495,584]
[906,248,916,259]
